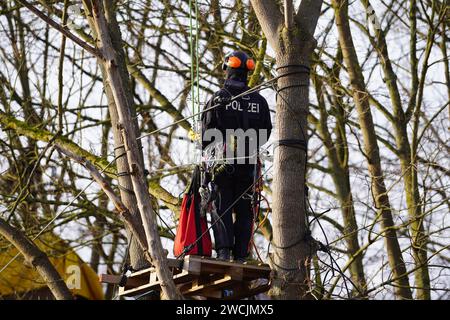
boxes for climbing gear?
[198,164,228,243]
[237,157,263,259]
[202,142,234,182]
[173,166,212,257]
[188,129,200,141]
[222,51,255,71]
[198,185,210,217]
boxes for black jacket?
[201,80,272,165]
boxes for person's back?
[202,73,272,168]
[200,51,272,262]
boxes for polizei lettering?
[225,101,260,113]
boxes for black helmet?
[222,51,255,83]
[222,51,255,71]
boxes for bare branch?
[57,147,152,262]
[0,218,73,300]
[296,0,324,35]
[15,0,101,58]
[284,0,294,29]
[249,0,283,49]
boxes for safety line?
[188,0,195,119]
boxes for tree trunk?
[332,0,413,300]
[81,0,149,271]
[0,217,73,300]
[87,0,181,299]
[250,0,323,299]
[268,50,312,299]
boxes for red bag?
[173,166,212,257]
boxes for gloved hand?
[213,94,231,105]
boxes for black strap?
[276,83,310,92]
[276,64,311,73]
[186,165,204,255]
[193,193,204,255]
[273,139,307,151]
[186,165,201,195]
[275,64,311,92]
[117,184,135,195]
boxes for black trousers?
[211,166,255,259]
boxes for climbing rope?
[188,0,201,143]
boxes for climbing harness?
[175,161,274,260]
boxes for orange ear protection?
[222,51,255,71]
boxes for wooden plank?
[228,267,244,281]
[114,259,184,294]
[173,271,196,285]
[120,270,194,297]
[185,255,270,271]
[177,273,221,293]
[120,282,160,298]
[128,267,154,277]
[149,271,158,285]
[99,274,149,288]
[99,274,122,284]
[117,255,271,299]
[183,255,270,278]
[183,255,202,275]
[183,275,235,296]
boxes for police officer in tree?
[201,51,272,262]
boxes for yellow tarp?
[0,232,104,300]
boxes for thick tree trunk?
[332,0,413,300]
[270,50,312,299]
[250,0,323,299]
[0,218,73,300]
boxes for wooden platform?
[100,255,271,300]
